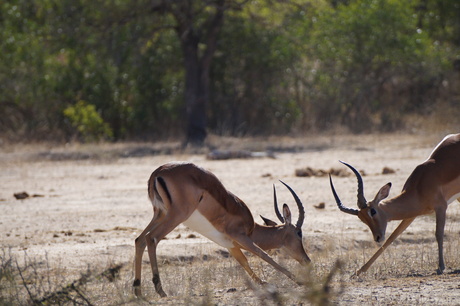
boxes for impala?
[329,133,460,275]
[133,162,310,297]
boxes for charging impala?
[133,162,310,297]
[329,133,460,275]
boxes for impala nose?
[375,235,381,243]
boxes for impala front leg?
[235,236,299,284]
[356,217,415,276]
[228,247,265,284]
[435,205,447,274]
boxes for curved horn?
[329,174,359,215]
[340,161,367,209]
[273,184,284,223]
[279,180,305,228]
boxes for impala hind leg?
[146,237,167,297]
[435,206,447,274]
[133,208,165,297]
[145,213,187,297]
[228,247,264,284]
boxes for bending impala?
[133,162,310,297]
[329,133,460,275]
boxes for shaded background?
[1,0,459,144]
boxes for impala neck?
[380,190,430,221]
[250,223,284,251]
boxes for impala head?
[260,181,311,265]
[329,161,392,243]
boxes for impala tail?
[148,176,171,213]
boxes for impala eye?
[370,208,377,216]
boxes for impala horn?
[329,174,359,215]
[279,180,305,228]
[339,161,367,209]
[273,184,284,223]
[329,161,368,216]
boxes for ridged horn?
[273,184,284,223]
[339,161,367,209]
[279,180,305,228]
[329,174,359,215]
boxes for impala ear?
[282,204,292,225]
[374,182,392,203]
[260,215,277,226]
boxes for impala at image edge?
[133,162,311,297]
[330,133,460,275]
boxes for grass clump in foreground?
[9,236,451,305]
[0,248,346,305]
[4,238,455,305]
[0,249,124,305]
[249,260,343,306]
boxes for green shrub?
[63,101,113,142]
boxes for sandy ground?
[1,132,460,304]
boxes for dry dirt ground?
[1,132,460,305]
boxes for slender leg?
[356,217,416,276]
[145,212,187,297]
[133,234,146,297]
[228,247,264,284]
[133,208,165,296]
[435,206,447,274]
[147,237,167,297]
[233,235,298,284]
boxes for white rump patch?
[183,211,234,248]
[151,195,167,213]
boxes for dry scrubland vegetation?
[1,132,460,305]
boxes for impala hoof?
[350,269,363,279]
[158,291,167,298]
[133,286,142,297]
[257,279,268,286]
[153,284,167,297]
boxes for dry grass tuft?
[2,229,460,305]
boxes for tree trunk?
[176,2,225,147]
[181,35,208,146]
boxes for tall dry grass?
[2,226,459,306]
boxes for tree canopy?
[1,0,458,143]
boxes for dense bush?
[0,0,458,142]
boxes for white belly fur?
[447,191,460,205]
[183,210,234,248]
